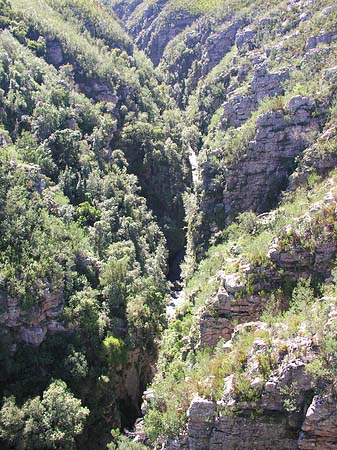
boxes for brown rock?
[299,395,337,449]
[187,395,216,450]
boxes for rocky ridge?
[200,94,325,239]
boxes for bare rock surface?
[299,395,337,449]
[0,288,65,346]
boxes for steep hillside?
[0,0,191,448]
[0,0,337,449]
[6,0,192,256]
[109,0,337,449]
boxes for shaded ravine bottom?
[168,248,186,282]
[120,247,186,430]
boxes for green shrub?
[0,381,89,450]
[102,336,127,367]
[107,429,147,450]
[233,373,261,402]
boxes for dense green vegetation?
[1,0,337,448]
[0,0,191,448]
[0,381,89,450]
[4,0,192,254]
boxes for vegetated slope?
[103,0,199,66]
[1,0,337,449]
[0,0,194,449]
[108,0,337,449]
[7,0,192,257]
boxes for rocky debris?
[165,438,189,450]
[141,389,155,415]
[167,288,186,321]
[303,44,337,69]
[24,164,46,193]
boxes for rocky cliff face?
[199,94,325,245]
[0,289,65,346]
[184,322,317,450]
[109,0,198,66]
[200,189,337,340]
[153,190,337,449]
[159,16,247,105]
[184,307,337,450]
[162,305,337,449]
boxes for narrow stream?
[166,147,199,320]
[166,287,185,321]
[127,250,186,442]
[167,248,185,320]
[165,148,198,320]
[189,147,199,186]
[128,147,199,441]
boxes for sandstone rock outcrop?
[168,320,337,450]
[299,395,337,449]
[187,395,216,450]
[289,126,337,190]
[306,32,337,51]
[222,96,322,215]
[220,64,289,130]
[199,267,271,347]
[0,288,65,346]
[199,95,325,246]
